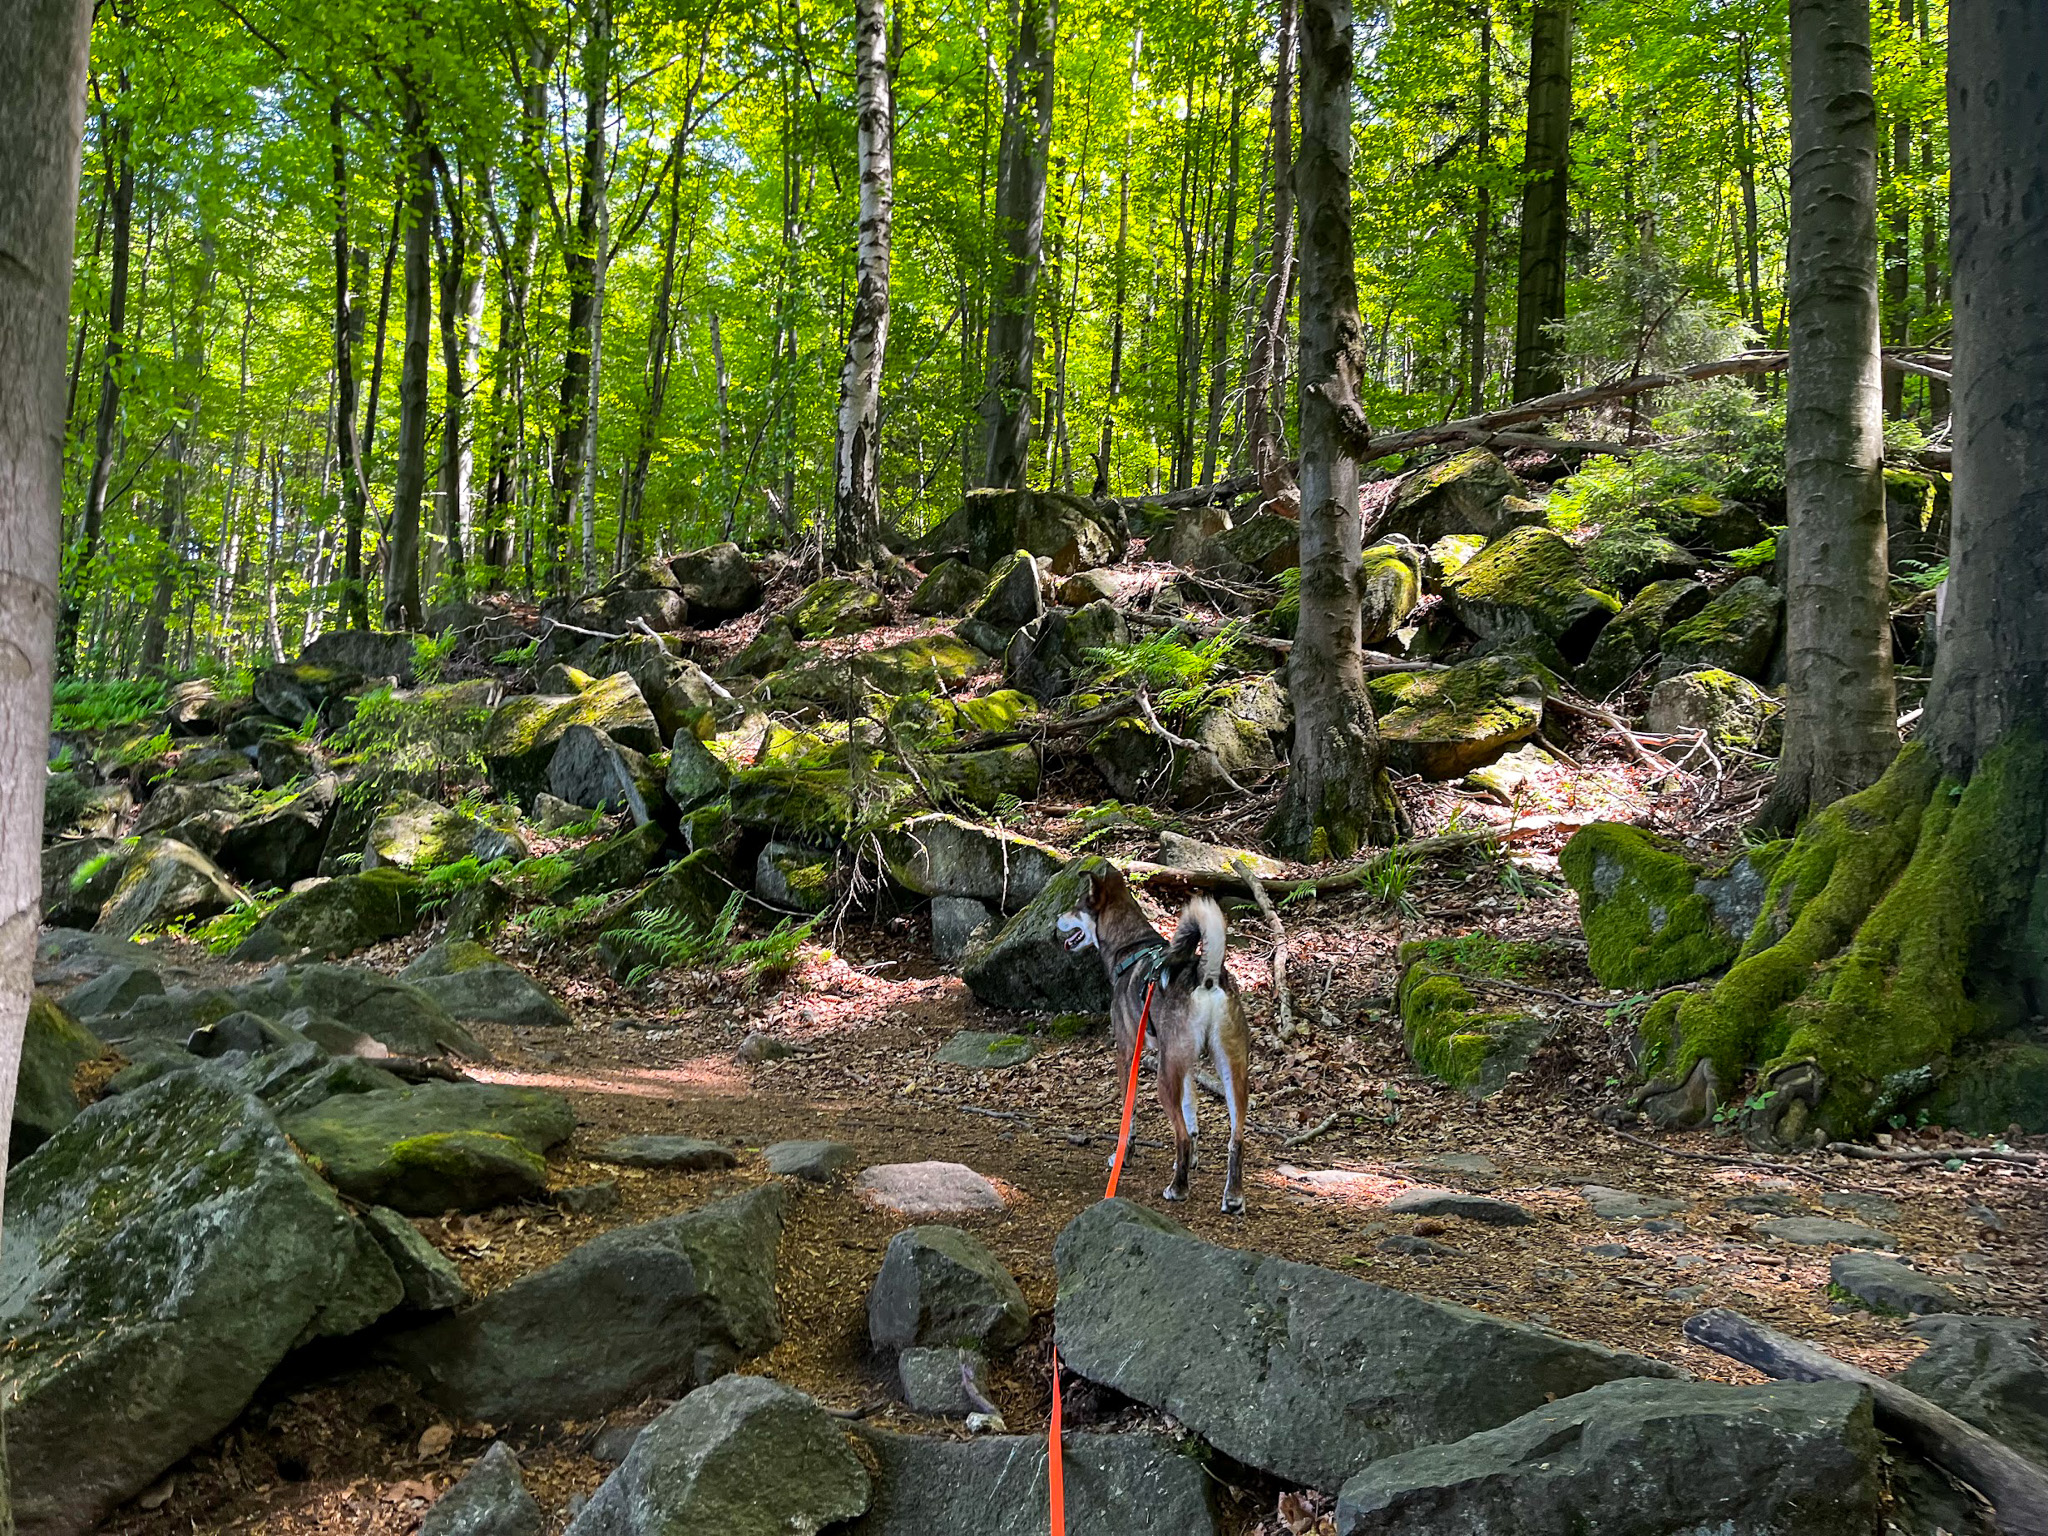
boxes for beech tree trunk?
[1267,0,1397,861]
[623,153,686,564]
[977,0,1056,490]
[833,0,895,566]
[1090,33,1141,497]
[385,105,434,630]
[331,100,372,630]
[434,158,480,601]
[552,0,611,591]
[0,0,92,1200]
[1510,0,1571,402]
[1245,0,1296,490]
[482,54,548,584]
[141,247,209,671]
[1763,0,1894,829]
[1466,0,1493,415]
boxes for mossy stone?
[1645,668,1781,751]
[911,559,989,617]
[727,758,916,839]
[1442,525,1622,663]
[785,575,891,639]
[1560,823,1747,991]
[95,836,243,940]
[1925,1040,2048,1135]
[555,821,669,901]
[364,794,528,872]
[1581,528,1699,595]
[1211,512,1300,577]
[232,867,425,963]
[1425,533,1489,585]
[482,674,661,799]
[927,744,1042,810]
[971,550,1046,632]
[1398,959,1553,1095]
[723,616,801,677]
[1576,579,1710,698]
[1656,577,1783,682]
[861,635,990,694]
[1386,448,1532,542]
[1361,543,1422,642]
[961,855,1115,1013]
[14,996,103,1159]
[1367,654,1547,779]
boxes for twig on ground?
[1282,1113,1341,1149]
[1139,687,1250,796]
[1608,1126,1828,1182]
[1533,730,1582,768]
[1825,1141,2048,1170]
[1232,857,1296,1039]
[1544,693,1676,774]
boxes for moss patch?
[1397,937,1555,1094]
[1442,524,1621,660]
[1656,577,1783,681]
[1561,823,1745,991]
[1368,654,1547,779]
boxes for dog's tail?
[1168,894,1228,990]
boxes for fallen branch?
[1112,470,1261,513]
[1825,1141,2048,1170]
[1440,970,1612,1009]
[1282,1113,1340,1149]
[1683,1308,2048,1536]
[1607,1125,1826,1182]
[1544,693,1676,774]
[1138,688,1252,796]
[1129,829,1498,900]
[1232,857,1296,1039]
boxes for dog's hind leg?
[1179,1072,1200,1178]
[1158,1056,1193,1202]
[1214,1017,1251,1215]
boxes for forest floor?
[93,739,2048,1536]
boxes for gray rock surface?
[384,1184,786,1421]
[960,855,1114,1013]
[898,1346,992,1417]
[565,1373,868,1536]
[878,813,1066,913]
[1053,1198,1678,1491]
[1335,1377,1883,1535]
[420,1442,542,1536]
[363,1206,472,1311]
[1829,1253,1959,1317]
[764,1139,855,1182]
[1580,1185,1688,1221]
[1759,1216,1894,1249]
[1897,1314,2048,1467]
[856,1161,1008,1216]
[1386,1189,1532,1226]
[930,895,994,964]
[14,997,102,1158]
[60,960,164,1019]
[934,1029,1039,1069]
[868,1225,1031,1353]
[409,963,574,1029]
[94,836,243,939]
[597,1134,738,1171]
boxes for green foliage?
[1356,846,1421,918]
[412,632,459,684]
[70,840,137,892]
[1085,622,1247,714]
[609,893,815,990]
[1727,537,1779,572]
[327,684,490,782]
[52,678,167,734]
[415,856,517,911]
[1407,930,1537,979]
[493,640,540,667]
[510,892,614,944]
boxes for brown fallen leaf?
[417,1423,454,1459]
[381,1480,436,1504]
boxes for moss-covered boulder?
[926,744,1042,810]
[43,836,133,929]
[1581,528,1700,596]
[254,660,368,725]
[910,558,988,617]
[14,996,103,1160]
[1425,533,1489,585]
[399,945,573,1029]
[1005,599,1128,700]
[666,727,732,812]
[1368,654,1547,779]
[231,867,425,963]
[234,962,483,1058]
[598,852,739,953]
[482,674,662,800]
[722,616,801,679]
[668,542,763,624]
[555,821,669,901]
[1210,512,1300,577]
[95,836,243,939]
[1575,579,1710,698]
[878,813,1067,912]
[727,756,917,841]
[213,774,340,887]
[1645,668,1782,751]
[1561,822,1783,991]
[1924,1039,2048,1134]
[961,855,1114,1013]
[862,635,990,694]
[755,842,839,914]
[1442,525,1622,663]
[1656,576,1783,682]
[926,488,1127,573]
[1675,498,1771,553]
[284,1081,574,1215]
[1398,940,1556,1094]
[547,724,663,821]
[363,794,528,873]
[1385,449,1534,543]
[971,550,1046,632]
[1361,543,1422,642]
[1,1074,401,1536]
[785,575,892,639]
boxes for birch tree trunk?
[977,0,1056,490]
[1268,0,1396,861]
[0,0,91,1213]
[1510,0,1572,402]
[1201,81,1245,488]
[1466,0,1493,416]
[332,100,372,630]
[552,0,611,592]
[1090,29,1141,497]
[385,103,434,630]
[1245,0,1296,490]
[832,0,895,566]
[1763,0,1894,829]
[141,247,210,671]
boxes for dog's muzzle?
[1055,912,1094,953]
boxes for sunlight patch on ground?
[1266,1163,1425,1205]
[469,1059,750,1098]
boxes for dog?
[1056,866,1252,1214]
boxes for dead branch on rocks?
[1133,830,1498,900]
[1138,687,1251,796]
[1232,857,1296,1040]
[1544,692,1677,774]
[1825,1141,2048,1170]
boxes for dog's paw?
[1220,1192,1245,1215]
[1162,1184,1185,1202]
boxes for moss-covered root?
[1640,733,2048,1144]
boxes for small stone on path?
[1585,1244,1635,1259]
[935,1030,1039,1069]
[596,1135,738,1172]
[1387,1189,1533,1226]
[1829,1253,1960,1316]
[1580,1185,1687,1221]
[736,1031,795,1062]
[856,1161,1007,1217]
[1821,1191,1901,1225]
[559,1181,620,1215]
[1405,1152,1500,1179]
[764,1139,855,1183]
[1724,1193,1806,1217]
[1377,1235,1449,1257]
[1759,1216,1895,1249]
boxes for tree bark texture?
[977,0,1056,490]
[833,0,895,566]
[1267,0,1396,861]
[1510,0,1571,402]
[0,0,92,1204]
[552,0,612,590]
[386,109,434,630]
[1246,0,1297,490]
[1766,0,1895,828]
[332,100,372,630]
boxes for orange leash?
[1051,979,1156,1535]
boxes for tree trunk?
[832,0,895,567]
[0,0,92,1193]
[141,245,210,671]
[482,55,547,584]
[1882,0,1912,418]
[1202,80,1245,487]
[711,309,734,538]
[624,152,687,564]
[552,0,611,592]
[1267,0,1397,861]
[1090,32,1141,497]
[331,100,371,631]
[63,75,133,670]
[434,156,478,602]
[1510,0,1572,402]
[1245,0,1296,490]
[1762,0,1894,829]
[1466,0,1493,416]
[385,104,434,630]
[976,0,1056,490]
[1738,36,1767,338]
[263,446,286,662]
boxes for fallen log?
[1683,1307,2048,1536]
[1130,829,1498,900]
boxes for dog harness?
[1110,936,1168,987]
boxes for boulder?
[59,958,163,1018]
[1561,823,1781,989]
[362,1205,472,1312]
[1443,525,1621,663]
[254,660,366,724]
[971,551,1047,633]
[755,841,837,913]
[1385,449,1534,543]
[384,1184,787,1422]
[1367,654,1548,779]
[302,628,420,680]
[910,559,988,617]
[1758,1216,1894,1249]
[236,963,483,1058]
[364,796,528,872]
[669,542,763,624]
[255,735,319,788]
[1463,742,1554,803]
[420,1442,541,1536]
[858,634,990,695]
[548,724,659,822]
[1645,668,1781,750]
[786,575,892,639]
[1004,600,1127,700]
[1162,502,1233,566]
[40,836,130,928]
[764,1139,856,1182]
[597,1134,739,1171]
[231,866,425,963]
[14,996,102,1160]
[927,487,1126,573]
[936,1029,1040,1068]
[1334,1378,1882,1536]
[94,836,243,939]
[1053,1198,1678,1492]
[932,895,994,963]
[555,821,670,902]
[216,774,339,886]
[1360,542,1423,642]
[1575,578,1711,698]
[848,1429,1218,1536]
[565,1374,869,1536]
[1656,576,1784,682]
[407,959,573,1029]
[283,1081,575,1214]
[868,1225,1031,1353]
[961,855,1115,1013]
[1897,1314,2048,1467]
[879,813,1065,912]
[856,1161,1008,1217]
[722,617,801,678]
[1209,512,1299,577]
[1925,1038,2048,1135]
[601,587,691,633]
[898,1346,991,1417]
[1829,1253,1960,1317]
[665,729,731,812]
[1058,569,1119,606]
[1425,532,1490,584]
[1397,941,1555,1095]
[1581,528,1701,596]
[1,1075,401,1536]
[484,675,662,800]
[1384,1189,1532,1225]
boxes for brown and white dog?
[1057,866,1252,1213]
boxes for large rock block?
[1645,668,1781,751]
[868,1225,1031,1353]
[1397,938,1555,1095]
[364,795,528,872]
[1561,823,1780,990]
[231,866,425,963]
[1656,576,1783,682]
[1053,1198,1678,1492]
[1897,1314,2048,1468]
[1,1075,401,1536]
[668,542,763,625]
[909,559,987,617]
[1443,525,1621,663]
[785,575,892,639]
[1367,654,1547,779]
[878,813,1066,912]
[1384,449,1535,543]
[400,945,573,1028]
[1004,600,1127,701]
[1575,578,1710,698]
[971,551,1047,633]
[232,962,483,1058]
[961,855,1114,1013]
[40,836,130,928]
[215,774,339,886]
[926,487,1126,573]
[484,674,661,800]
[1335,1378,1883,1535]
[94,836,243,939]
[13,996,102,1160]
[420,1442,541,1536]
[383,1184,787,1422]
[566,1375,870,1536]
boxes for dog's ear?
[1089,864,1127,908]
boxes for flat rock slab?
[765,1139,857,1182]
[1829,1253,1961,1317]
[1386,1189,1533,1226]
[597,1135,738,1171]
[1054,1199,1676,1492]
[1403,1152,1500,1179]
[1898,1314,2048,1468]
[1822,1190,1902,1225]
[1579,1184,1687,1221]
[857,1161,1007,1217]
[1759,1216,1895,1249]
[934,1030,1040,1069]
[899,1346,992,1417]
[848,1429,1219,1535]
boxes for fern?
[610,894,815,991]
[493,638,540,667]
[1085,621,1247,713]
[412,631,460,684]
[52,678,168,734]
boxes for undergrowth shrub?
[608,892,815,990]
